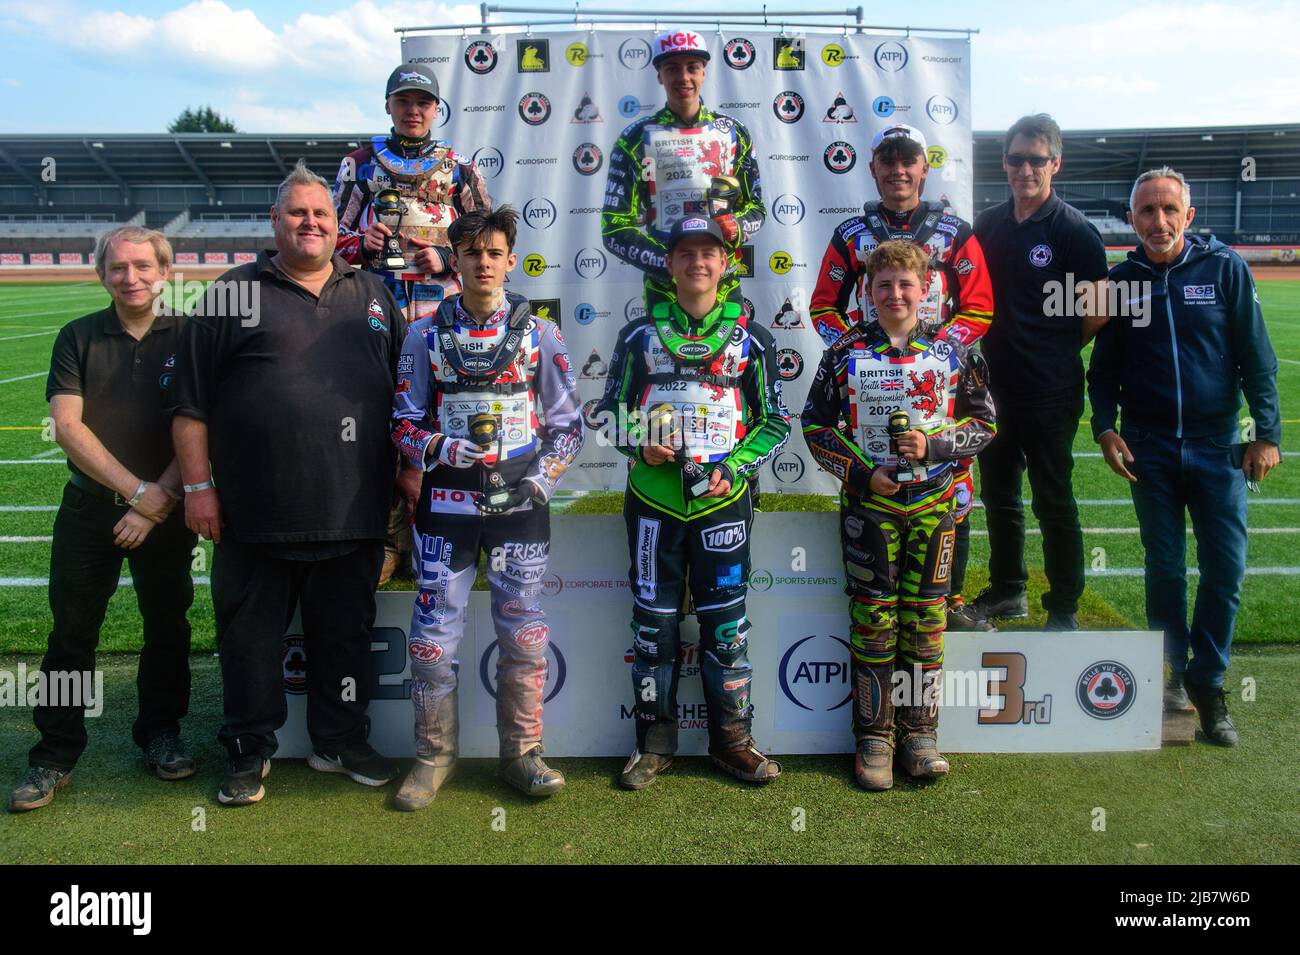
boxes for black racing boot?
[9,766,72,813]
[946,594,994,632]
[970,587,1029,621]
[896,667,950,779]
[618,749,673,790]
[851,657,896,791]
[1186,682,1239,747]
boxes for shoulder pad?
[837,218,867,242]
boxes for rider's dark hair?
[448,205,519,253]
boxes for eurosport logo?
[573,142,604,175]
[518,92,552,125]
[472,146,504,179]
[574,247,607,279]
[772,450,805,484]
[479,638,568,703]
[618,37,652,69]
[523,197,557,229]
[624,296,646,322]
[464,40,498,74]
[772,194,805,225]
[824,142,857,173]
[724,38,755,69]
[773,91,805,124]
[1076,660,1137,720]
[926,95,959,125]
[779,634,853,712]
[874,41,908,71]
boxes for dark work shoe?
[9,766,72,813]
[709,742,781,785]
[1044,610,1080,631]
[618,749,673,790]
[970,588,1029,621]
[1164,673,1194,713]
[1186,684,1239,747]
[308,743,398,787]
[218,755,269,807]
[145,733,196,781]
[946,596,994,632]
[499,746,565,798]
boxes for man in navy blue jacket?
[1088,166,1281,746]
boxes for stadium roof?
[2,123,1297,200]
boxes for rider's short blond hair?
[864,239,930,284]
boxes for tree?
[168,106,238,134]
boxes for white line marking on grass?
[0,536,51,542]
[0,372,46,385]
[0,330,58,343]
[1278,357,1300,366]
[1073,451,1300,459]
[0,308,93,321]
[0,459,65,464]
[976,498,1300,507]
[31,447,63,458]
[0,576,211,587]
[970,527,1300,536]
[1088,567,1300,577]
[0,506,58,512]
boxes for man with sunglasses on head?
[972,113,1110,631]
[810,123,994,632]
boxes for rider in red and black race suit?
[809,124,994,630]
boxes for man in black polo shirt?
[171,160,406,807]
[9,227,196,813]
[973,114,1110,630]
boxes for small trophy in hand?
[373,189,408,271]
[889,410,916,483]
[647,402,714,501]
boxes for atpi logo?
[772,194,805,225]
[574,247,607,279]
[436,99,450,128]
[624,296,646,323]
[572,142,604,175]
[874,40,908,71]
[618,37,652,69]
[479,639,568,703]
[1076,660,1137,720]
[779,634,853,711]
[926,94,959,125]
[724,37,756,70]
[523,197,557,229]
[464,40,498,74]
[772,450,805,484]
[472,146,504,179]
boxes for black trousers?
[977,389,1085,614]
[210,539,384,759]
[30,482,196,771]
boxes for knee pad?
[701,614,751,666]
[630,612,676,666]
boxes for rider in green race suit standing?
[601,29,765,314]
[593,217,788,790]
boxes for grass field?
[0,277,1297,864]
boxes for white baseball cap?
[871,123,928,155]
[652,29,711,66]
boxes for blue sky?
[1,0,1297,133]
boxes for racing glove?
[713,212,740,247]
[476,480,543,516]
[431,436,487,471]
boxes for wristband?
[127,480,147,507]
[183,480,214,494]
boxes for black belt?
[69,472,131,506]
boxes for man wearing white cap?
[602,29,765,314]
[810,123,995,632]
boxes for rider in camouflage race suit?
[601,29,764,315]
[593,217,788,789]
[802,240,996,791]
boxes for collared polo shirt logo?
[1028,244,1053,268]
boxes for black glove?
[476,482,540,516]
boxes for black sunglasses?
[1004,153,1054,168]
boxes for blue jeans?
[1125,426,1248,689]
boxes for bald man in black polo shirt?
[172,161,406,807]
[9,227,197,814]
[973,114,1110,630]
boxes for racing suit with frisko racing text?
[801,320,995,751]
[593,296,788,756]
[390,291,583,762]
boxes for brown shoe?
[378,547,400,586]
[709,743,781,784]
[853,736,895,791]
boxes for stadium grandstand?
[1,124,1297,268]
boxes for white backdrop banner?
[274,513,1161,758]
[400,28,973,494]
